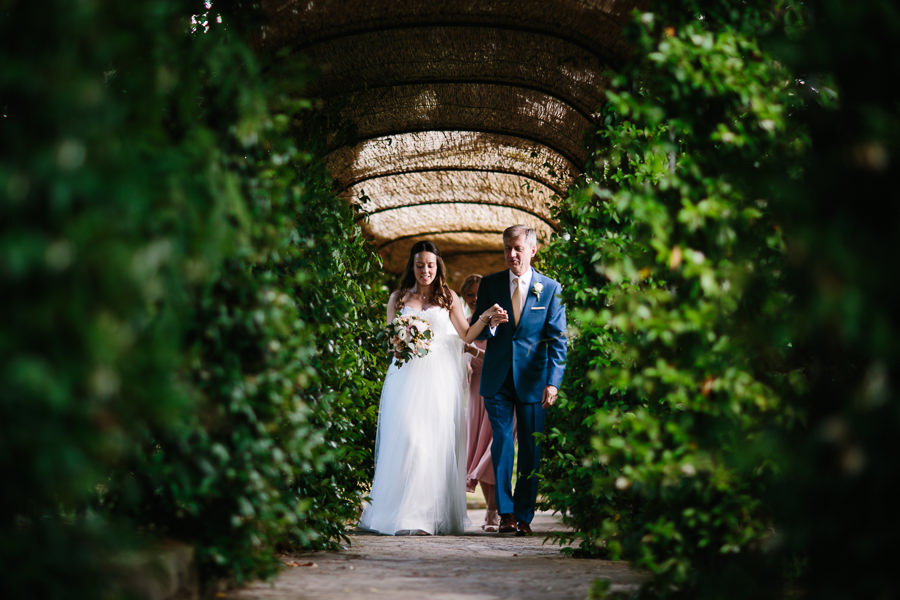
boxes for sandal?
[481,509,500,533]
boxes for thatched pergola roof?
[258,0,645,285]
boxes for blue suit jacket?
[473,269,567,402]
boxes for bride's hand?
[483,304,508,326]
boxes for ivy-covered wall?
[541,1,900,599]
[1,1,384,596]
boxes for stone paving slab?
[221,510,645,600]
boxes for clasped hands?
[479,304,509,327]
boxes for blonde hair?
[459,273,483,297]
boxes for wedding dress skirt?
[359,306,469,535]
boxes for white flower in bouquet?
[386,314,434,367]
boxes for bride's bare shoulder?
[389,288,413,302]
[387,289,404,311]
[453,290,468,312]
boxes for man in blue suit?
[472,224,567,536]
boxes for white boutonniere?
[531,281,544,301]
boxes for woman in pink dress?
[460,274,500,532]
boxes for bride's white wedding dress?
[358,305,469,535]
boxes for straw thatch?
[259,0,646,284]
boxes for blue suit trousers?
[484,369,546,523]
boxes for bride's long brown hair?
[394,240,454,311]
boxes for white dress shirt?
[489,268,533,334]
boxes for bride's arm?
[386,290,400,323]
[450,294,507,343]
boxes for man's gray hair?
[503,224,537,247]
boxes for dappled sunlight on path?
[222,510,644,600]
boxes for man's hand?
[541,385,558,408]
[484,304,508,327]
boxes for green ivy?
[102,9,387,588]
[278,151,386,551]
[1,1,384,595]
[541,2,807,597]
[1,1,232,596]
[767,2,900,599]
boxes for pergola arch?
[324,83,592,167]
[296,26,610,118]
[326,131,577,197]
[259,0,646,282]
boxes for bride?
[359,240,507,535]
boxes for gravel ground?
[220,510,645,600]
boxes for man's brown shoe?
[498,513,516,533]
[515,521,533,537]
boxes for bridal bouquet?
[386,314,434,367]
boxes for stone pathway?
[221,510,644,600]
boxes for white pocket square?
[530,306,546,311]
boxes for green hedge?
[541,1,806,597]
[1,2,383,596]
[769,1,900,598]
[543,1,900,598]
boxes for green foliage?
[767,1,900,598]
[544,2,900,599]
[2,1,384,595]
[541,1,807,597]
[101,12,386,589]
[1,1,237,596]
[109,99,383,584]
[278,152,386,551]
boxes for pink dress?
[465,340,494,491]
